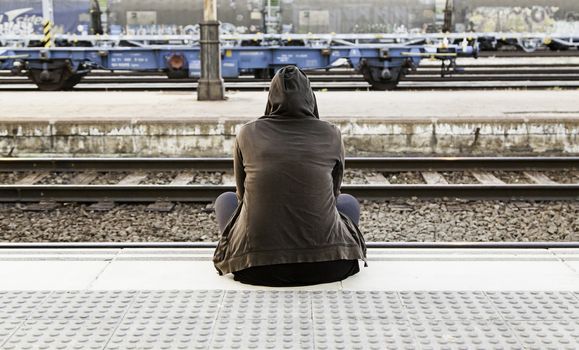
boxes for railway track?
[4,241,579,249]
[2,56,579,90]
[0,157,578,202]
[2,69,579,83]
[2,80,579,91]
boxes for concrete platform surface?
[0,90,579,120]
[2,248,579,291]
[2,248,579,349]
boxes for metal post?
[42,0,55,24]
[198,0,225,100]
[41,0,55,48]
[442,0,454,33]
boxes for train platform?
[0,90,579,120]
[1,247,579,349]
[0,90,578,158]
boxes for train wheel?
[28,69,67,91]
[547,42,569,51]
[360,66,399,91]
[254,68,274,80]
[62,74,84,90]
[367,80,399,91]
[166,70,189,79]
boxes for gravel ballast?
[385,172,425,184]
[1,200,576,243]
[90,172,129,185]
[439,172,479,184]
[0,172,24,184]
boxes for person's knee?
[337,194,360,225]
[338,193,359,208]
[215,192,238,233]
[215,192,237,207]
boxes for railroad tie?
[15,172,49,185]
[364,173,390,184]
[87,201,116,211]
[170,171,195,186]
[420,171,449,185]
[146,201,176,212]
[523,171,558,185]
[22,201,59,211]
[71,172,99,185]
[470,171,505,185]
[116,172,148,185]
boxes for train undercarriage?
[2,32,577,91]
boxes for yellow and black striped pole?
[42,19,53,48]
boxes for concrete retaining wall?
[0,118,578,157]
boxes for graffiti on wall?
[466,6,579,33]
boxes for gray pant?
[213,192,361,286]
[215,192,360,233]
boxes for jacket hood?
[262,65,319,119]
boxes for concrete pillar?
[42,0,55,24]
[198,0,225,101]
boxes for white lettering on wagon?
[110,54,150,68]
[239,51,264,56]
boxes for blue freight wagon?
[0,34,478,90]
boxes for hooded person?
[213,65,367,287]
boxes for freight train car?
[452,0,579,33]
[105,0,442,35]
[4,0,579,38]
[278,0,439,34]
[106,0,264,35]
[0,0,101,36]
[103,0,579,36]
[452,0,579,50]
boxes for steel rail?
[4,82,579,92]
[396,83,579,91]
[1,157,577,172]
[402,75,579,82]
[4,65,579,79]
[2,242,579,249]
[0,76,366,84]
[0,183,578,202]
[5,72,579,85]
[0,83,373,92]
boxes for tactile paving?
[30,290,137,320]
[210,318,313,350]
[411,320,524,350]
[1,319,119,350]
[400,291,500,321]
[312,291,406,321]
[486,291,579,321]
[508,320,579,350]
[219,290,310,320]
[0,320,23,348]
[0,290,579,350]
[124,290,222,321]
[106,318,215,350]
[314,319,418,350]
[0,291,51,320]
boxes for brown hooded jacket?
[213,65,367,275]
